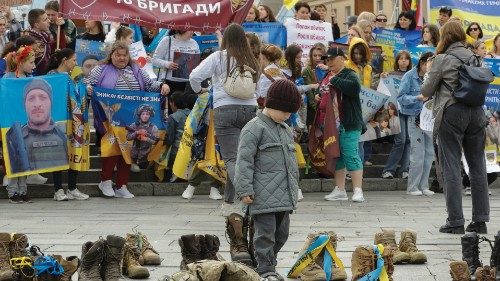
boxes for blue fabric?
[0,58,6,78]
[130,24,143,42]
[397,67,424,116]
[145,29,168,54]
[383,114,410,175]
[357,246,384,281]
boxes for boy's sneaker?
[382,172,394,179]
[9,194,23,204]
[98,180,115,197]
[208,186,222,200]
[464,187,471,196]
[20,193,33,203]
[114,185,135,198]
[297,189,304,201]
[26,174,48,184]
[324,186,348,201]
[67,188,90,200]
[54,189,69,201]
[351,187,365,203]
[422,189,435,196]
[401,172,409,179]
[407,190,423,196]
[182,185,196,199]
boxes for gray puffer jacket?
[235,111,299,215]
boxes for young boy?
[235,79,302,281]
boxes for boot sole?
[439,227,465,234]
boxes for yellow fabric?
[376,244,389,281]
[346,37,373,88]
[67,97,90,171]
[295,143,306,168]
[284,0,299,10]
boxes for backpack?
[223,64,257,100]
[443,53,494,107]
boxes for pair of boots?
[121,232,161,279]
[454,231,500,280]
[79,235,125,281]
[450,261,496,281]
[178,234,221,270]
[0,233,32,281]
[298,231,347,281]
[374,229,427,264]
[225,213,255,267]
[351,245,394,281]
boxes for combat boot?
[351,246,375,281]
[202,235,220,261]
[0,233,14,281]
[315,231,347,280]
[225,213,252,266]
[490,231,500,276]
[178,234,201,270]
[462,232,482,276]
[124,233,161,266]
[398,229,427,264]
[52,255,79,281]
[475,266,496,281]
[79,240,104,281]
[102,235,125,281]
[374,229,411,264]
[9,233,33,281]
[381,246,395,281]
[450,261,471,281]
[299,262,325,281]
[122,243,149,279]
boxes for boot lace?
[401,234,419,253]
[131,228,158,255]
[10,234,29,258]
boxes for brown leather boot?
[102,235,125,281]
[351,246,375,281]
[122,244,149,279]
[225,213,252,266]
[78,241,104,281]
[0,233,14,281]
[52,255,79,281]
[450,261,471,281]
[475,266,496,281]
[179,234,201,270]
[202,235,220,261]
[399,230,427,264]
[124,233,161,266]
[374,229,411,264]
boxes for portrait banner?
[171,52,201,80]
[67,82,91,171]
[0,74,70,177]
[285,18,333,64]
[60,0,253,32]
[75,39,107,66]
[91,87,166,166]
[129,41,157,79]
[242,22,287,49]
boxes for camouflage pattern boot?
[124,233,161,266]
[202,235,221,261]
[178,234,202,270]
[103,235,125,281]
[351,246,375,281]
[398,230,427,264]
[225,213,252,266]
[475,266,496,281]
[0,233,14,281]
[78,241,104,281]
[374,229,411,264]
[450,261,471,281]
[52,255,80,281]
[462,232,482,276]
[122,243,149,279]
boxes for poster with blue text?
[242,22,287,49]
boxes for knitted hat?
[24,78,53,103]
[265,79,302,113]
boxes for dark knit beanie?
[265,79,302,113]
[24,78,53,104]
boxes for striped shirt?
[84,64,161,92]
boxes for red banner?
[60,0,252,32]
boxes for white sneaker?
[407,190,423,196]
[67,188,90,200]
[488,189,492,195]
[114,185,135,198]
[54,189,69,201]
[351,187,365,202]
[297,189,304,201]
[464,187,471,196]
[324,186,348,201]
[381,172,394,179]
[182,185,196,199]
[401,172,409,179]
[98,180,115,197]
[130,164,141,173]
[26,174,48,184]
[3,176,8,187]
[209,187,222,200]
[422,189,435,196]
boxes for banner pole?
[56,25,61,51]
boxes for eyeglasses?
[376,18,387,22]
[470,27,479,31]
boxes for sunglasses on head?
[470,27,479,31]
[376,18,387,22]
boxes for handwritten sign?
[129,41,157,80]
[284,18,333,64]
[420,99,435,132]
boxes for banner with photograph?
[359,78,398,141]
[193,35,220,53]
[285,18,333,64]
[60,0,252,32]
[129,41,157,79]
[0,75,70,177]
[171,52,201,80]
[67,82,91,171]
[75,39,107,66]
[91,87,166,166]
[242,22,287,49]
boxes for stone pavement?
[1,190,499,281]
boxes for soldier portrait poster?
[91,87,166,167]
[0,74,70,177]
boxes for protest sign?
[60,0,252,32]
[394,46,436,66]
[242,22,287,49]
[285,18,333,64]
[92,87,165,167]
[75,39,107,66]
[373,28,421,49]
[429,1,500,37]
[484,78,500,111]
[193,35,219,53]
[4,0,31,6]
[171,52,201,80]
[419,99,435,132]
[129,41,157,79]
[67,82,91,171]
[1,75,70,177]
[360,78,398,141]
[484,58,500,77]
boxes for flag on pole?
[284,0,299,10]
[411,0,424,28]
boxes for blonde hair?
[5,46,35,77]
[358,12,376,24]
[103,41,130,65]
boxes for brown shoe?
[450,261,471,281]
[351,246,375,281]
[122,244,149,279]
[374,229,411,264]
[475,266,496,281]
[124,233,161,266]
[399,229,427,264]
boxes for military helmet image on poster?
[135,104,155,120]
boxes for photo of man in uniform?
[7,78,68,173]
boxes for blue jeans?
[358,141,372,162]
[407,117,434,192]
[383,114,410,175]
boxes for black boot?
[466,222,487,234]
[440,223,465,234]
[490,231,500,278]
[462,232,482,276]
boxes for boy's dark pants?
[252,211,290,275]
